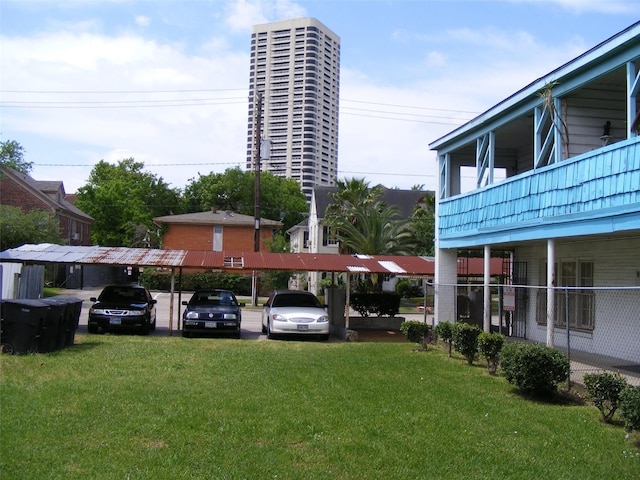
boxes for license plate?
[205,321,217,328]
[109,318,122,325]
[297,324,309,331]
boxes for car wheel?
[151,316,156,331]
[319,334,330,342]
[261,322,267,334]
[87,324,99,334]
[182,330,191,338]
[142,319,151,335]
[267,321,276,340]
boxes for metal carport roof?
[0,244,437,275]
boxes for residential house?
[429,22,640,363]
[154,209,282,252]
[0,166,93,246]
[288,186,433,293]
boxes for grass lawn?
[1,335,638,479]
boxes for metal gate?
[501,259,527,338]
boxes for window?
[213,225,223,251]
[537,260,595,331]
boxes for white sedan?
[261,289,330,341]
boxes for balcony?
[438,136,640,248]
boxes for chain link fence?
[428,282,640,386]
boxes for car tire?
[261,322,267,334]
[151,317,156,331]
[319,334,330,342]
[182,330,191,338]
[88,324,99,334]
[267,322,275,339]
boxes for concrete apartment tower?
[247,18,341,202]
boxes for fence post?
[565,287,571,390]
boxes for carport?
[1,243,500,335]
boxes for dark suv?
[88,285,157,334]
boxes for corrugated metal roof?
[1,244,501,276]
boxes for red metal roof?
[1,244,504,276]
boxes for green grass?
[1,336,638,479]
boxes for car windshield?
[191,292,236,306]
[100,287,147,303]
[272,293,321,308]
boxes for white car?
[261,289,330,340]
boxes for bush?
[350,293,401,317]
[620,386,640,435]
[452,323,481,365]
[500,342,569,396]
[583,372,629,423]
[478,332,504,374]
[400,321,432,351]
[139,270,252,294]
[395,280,422,299]
[434,321,454,357]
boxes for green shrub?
[478,332,504,374]
[500,342,569,396]
[400,321,432,351]
[395,280,422,299]
[351,293,401,317]
[434,321,454,357]
[620,385,640,435]
[452,323,481,365]
[583,372,629,423]
[139,270,252,294]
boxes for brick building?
[0,166,93,246]
[153,209,282,252]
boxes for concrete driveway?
[63,288,265,340]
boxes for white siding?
[516,236,640,363]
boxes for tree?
[182,167,307,231]
[410,193,435,256]
[327,201,416,256]
[75,158,181,247]
[0,140,32,174]
[0,205,61,250]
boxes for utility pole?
[252,92,263,307]
[253,92,263,253]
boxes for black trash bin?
[41,297,83,349]
[1,299,51,355]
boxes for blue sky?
[1,0,637,194]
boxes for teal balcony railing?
[438,136,640,248]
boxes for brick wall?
[0,176,51,212]
[162,224,274,251]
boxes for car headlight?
[185,311,199,319]
[223,313,237,320]
[129,309,145,316]
[90,308,107,315]
[317,315,329,323]
[272,314,288,322]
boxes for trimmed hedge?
[351,293,400,317]
[500,342,569,396]
[400,321,432,351]
[139,270,252,295]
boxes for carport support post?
[345,274,351,330]
[169,268,175,336]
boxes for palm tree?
[330,201,416,256]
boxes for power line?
[1,88,480,117]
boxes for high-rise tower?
[247,18,340,202]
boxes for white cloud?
[135,15,151,27]
[224,0,307,32]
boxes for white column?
[435,247,458,325]
[484,245,491,333]
[546,239,555,347]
